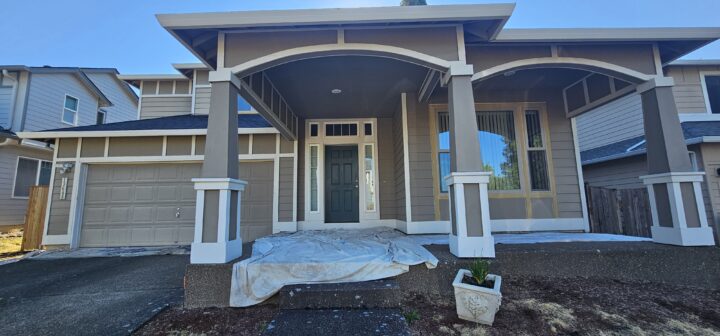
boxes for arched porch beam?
[471,57,654,84]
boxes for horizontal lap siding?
[0,145,53,226]
[583,155,647,189]
[576,93,644,151]
[85,73,137,123]
[393,105,406,221]
[139,96,192,119]
[0,85,14,128]
[667,65,720,114]
[24,73,99,131]
[548,103,583,218]
[378,117,397,219]
[407,97,435,221]
[194,87,211,115]
[278,157,294,222]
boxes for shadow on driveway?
[0,255,189,336]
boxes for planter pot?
[452,269,502,325]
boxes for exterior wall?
[666,65,720,114]
[23,73,100,131]
[139,96,192,119]
[698,143,720,242]
[85,72,138,123]
[193,87,211,115]
[43,132,297,247]
[0,73,19,129]
[405,95,435,221]
[576,93,644,151]
[393,104,407,221]
[0,142,53,227]
[377,117,397,220]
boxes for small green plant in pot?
[452,259,502,325]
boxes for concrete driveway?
[0,255,189,336]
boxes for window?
[703,75,720,114]
[364,123,373,136]
[96,110,106,125]
[310,146,319,212]
[325,123,358,136]
[525,110,550,191]
[13,158,52,198]
[62,95,78,125]
[364,144,376,211]
[436,106,551,193]
[310,123,319,137]
[689,151,699,172]
[238,96,253,112]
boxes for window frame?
[429,102,557,219]
[700,71,720,115]
[11,156,53,199]
[96,109,107,125]
[61,94,79,126]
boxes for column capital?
[636,76,675,94]
[442,62,474,85]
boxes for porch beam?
[237,73,298,141]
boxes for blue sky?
[2,0,719,74]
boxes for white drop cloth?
[229,228,438,307]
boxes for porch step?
[264,308,411,336]
[278,279,402,309]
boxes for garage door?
[80,162,274,247]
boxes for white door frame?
[303,118,380,227]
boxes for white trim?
[298,219,398,231]
[96,110,107,125]
[66,163,86,248]
[571,118,590,232]
[136,82,144,120]
[61,94,79,126]
[679,113,720,122]
[456,25,466,62]
[401,93,412,223]
[292,138,298,225]
[217,32,226,69]
[161,136,168,156]
[471,57,653,84]
[19,127,279,139]
[652,43,664,76]
[41,139,59,246]
[650,226,716,246]
[55,153,293,164]
[272,136,280,232]
[699,71,720,115]
[190,70,197,115]
[139,94,193,98]
[491,218,585,232]
[220,43,451,78]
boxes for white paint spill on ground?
[27,245,190,259]
[409,232,652,246]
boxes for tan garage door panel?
[80,162,274,247]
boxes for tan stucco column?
[444,62,495,258]
[191,80,247,263]
[638,77,714,246]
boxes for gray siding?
[698,143,720,241]
[47,166,73,235]
[139,96,192,119]
[378,117,397,220]
[278,157,294,222]
[0,84,15,129]
[85,72,138,122]
[583,155,647,189]
[0,144,53,227]
[666,65,720,114]
[576,93,644,151]
[23,73,100,131]
[194,87,211,115]
[393,105,406,221]
[406,97,435,221]
[546,93,584,218]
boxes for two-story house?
[0,66,138,231]
[578,59,720,243]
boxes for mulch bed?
[134,275,720,336]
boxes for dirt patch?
[0,229,24,261]
[134,305,277,336]
[403,275,720,336]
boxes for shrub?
[469,259,490,285]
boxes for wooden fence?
[585,185,652,238]
[21,185,49,251]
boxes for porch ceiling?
[264,56,428,119]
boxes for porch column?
[191,80,247,264]
[638,77,714,246]
[444,62,494,258]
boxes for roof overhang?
[495,28,720,65]
[156,4,516,69]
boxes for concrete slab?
[0,255,189,336]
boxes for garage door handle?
[176,208,181,218]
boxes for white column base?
[191,178,247,264]
[650,226,716,246]
[445,172,495,258]
[641,172,715,247]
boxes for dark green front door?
[325,145,359,223]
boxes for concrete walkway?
[0,255,189,336]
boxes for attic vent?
[325,123,358,136]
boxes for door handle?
[176,207,181,218]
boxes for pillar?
[191,80,247,263]
[444,62,494,258]
[638,77,715,246]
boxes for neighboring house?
[18,4,720,262]
[0,66,137,231]
[578,60,720,243]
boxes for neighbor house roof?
[18,114,275,140]
[581,121,720,165]
[669,59,720,66]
